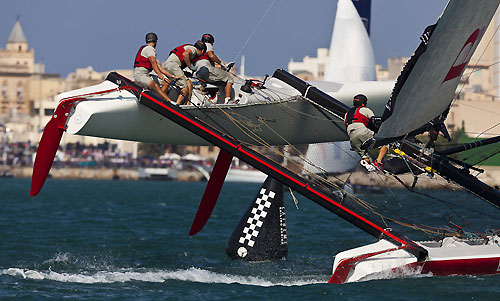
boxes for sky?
[0,0,448,77]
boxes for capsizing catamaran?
[30,0,500,283]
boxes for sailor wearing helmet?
[133,32,179,102]
[193,33,235,103]
[163,41,207,105]
[344,94,387,172]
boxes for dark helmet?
[201,33,214,44]
[193,40,207,53]
[353,94,367,107]
[145,32,158,43]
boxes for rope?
[232,0,277,63]
[452,24,500,107]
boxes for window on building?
[44,108,54,116]
[17,86,22,100]
[1,85,6,99]
[18,45,22,52]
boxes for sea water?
[1,178,500,299]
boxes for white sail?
[305,0,375,174]
[304,142,358,174]
[324,0,376,82]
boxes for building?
[0,20,141,156]
[0,20,65,118]
[287,48,329,81]
[0,19,221,160]
[288,48,407,82]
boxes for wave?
[1,267,324,287]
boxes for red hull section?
[421,257,500,276]
[30,85,134,196]
[330,256,500,284]
[189,149,233,235]
[30,118,64,196]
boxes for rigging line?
[391,154,500,220]
[256,119,349,190]
[210,108,327,186]
[453,101,500,117]
[459,90,500,100]
[200,100,342,190]
[388,175,462,226]
[451,23,500,107]
[366,161,396,198]
[189,90,279,149]
[461,60,500,77]
[198,92,492,233]
[170,84,235,139]
[471,147,500,169]
[473,121,500,139]
[232,0,277,63]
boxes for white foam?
[1,267,324,287]
[357,264,431,283]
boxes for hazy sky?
[0,0,448,77]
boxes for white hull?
[330,236,500,284]
[60,75,393,146]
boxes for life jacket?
[192,52,210,65]
[344,106,370,128]
[170,44,199,69]
[133,45,153,71]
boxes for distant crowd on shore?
[0,141,211,170]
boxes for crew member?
[193,33,234,103]
[133,32,178,102]
[344,94,387,172]
[163,41,207,105]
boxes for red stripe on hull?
[330,256,500,284]
[421,257,500,276]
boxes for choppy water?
[1,178,500,299]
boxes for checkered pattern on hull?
[238,188,275,247]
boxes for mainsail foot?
[226,176,288,261]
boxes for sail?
[376,0,500,140]
[352,0,371,35]
[304,142,358,174]
[306,0,375,174]
[324,0,376,82]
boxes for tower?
[0,20,35,74]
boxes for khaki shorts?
[206,65,233,84]
[163,61,189,89]
[348,126,374,158]
[133,69,153,90]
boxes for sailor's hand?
[164,76,172,84]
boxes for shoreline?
[4,166,500,189]
[1,166,205,182]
